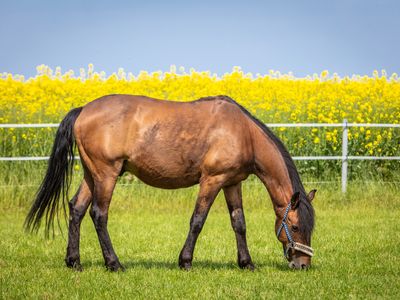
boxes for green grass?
[1,179,400,299]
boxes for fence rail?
[1,121,399,193]
[2,123,400,128]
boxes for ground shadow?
[272,261,321,271]
[83,258,312,271]
[87,259,243,270]
[53,258,319,272]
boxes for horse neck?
[250,124,294,214]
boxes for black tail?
[25,107,83,236]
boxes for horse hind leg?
[223,183,254,270]
[89,170,124,272]
[65,172,93,271]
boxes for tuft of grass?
[1,180,399,299]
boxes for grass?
[1,177,400,299]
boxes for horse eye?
[292,225,299,232]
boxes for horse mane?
[197,95,315,243]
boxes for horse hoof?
[179,261,192,271]
[106,262,125,272]
[65,258,83,271]
[239,261,255,271]
[72,263,83,272]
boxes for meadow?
[1,66,400,299]
[1,179,399,299]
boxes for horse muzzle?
[288,259,310,270]
[286,242,314,270]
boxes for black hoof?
[65,257,83,271]
[106,261,125,272]
[239,260,255,271]
[179,261,192,271]
[179,256,192,271]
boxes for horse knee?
[231,208,246,235]
[190,214,204,234]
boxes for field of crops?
[1,66,400,180]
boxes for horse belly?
[123,153,201,189]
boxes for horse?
[25,95,316,271]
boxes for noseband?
[276,202,314,259]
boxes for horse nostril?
[301,264,308,270]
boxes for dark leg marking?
[223,183,254,270]
[65,180,92,271]
[90,177,125,272]
[179,177,222,270]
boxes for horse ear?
[290,192,300,209]
[307,189,317,202]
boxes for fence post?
[341,119,348,193]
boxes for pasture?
[1,68,399,298]
[1,177,399,299]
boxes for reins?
[276,202,314,259]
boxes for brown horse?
[25,95,316,271]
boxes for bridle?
[276,202,314,260]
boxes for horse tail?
[24,107,83,236]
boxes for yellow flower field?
[1,65,399,171]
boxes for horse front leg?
[223,183,254,270]
[179,176,223,270]
[65,175,93,271]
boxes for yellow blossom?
[0,65,399,159]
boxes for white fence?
[1,120,399,193]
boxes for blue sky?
[1,0,399,77]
